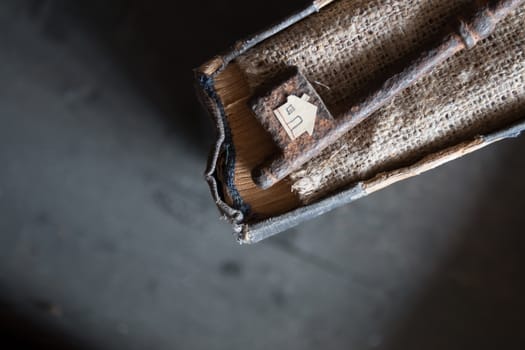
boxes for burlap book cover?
[196,0,525,243]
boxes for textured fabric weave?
[236,0,525,202]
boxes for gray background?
[0,1,524,349]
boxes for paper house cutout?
[273,94,318,141]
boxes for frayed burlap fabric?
[236,0,525,203]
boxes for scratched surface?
[0,1,525,349]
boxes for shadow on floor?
[382,136,525,350]
[25,0,309,156]
[0,299,88,350]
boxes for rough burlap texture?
[236,0,525,203]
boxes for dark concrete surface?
[0,1,524,349]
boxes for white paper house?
[273,94,318,141]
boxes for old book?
[195,0,525,243]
